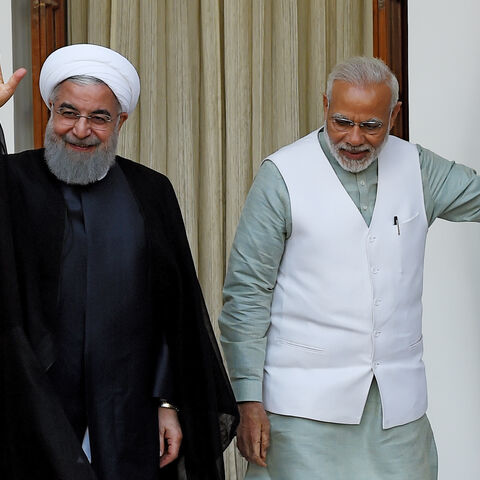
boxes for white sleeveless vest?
[264,130,428,429]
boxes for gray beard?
[323,123,388,174]
[44,118,118,185]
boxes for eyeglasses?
[330,115,384,134]
[53,106,113,130]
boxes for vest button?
[371,267,379,274]
[374,298,382,306]
[369,236,376,243]
[374,330,381,337]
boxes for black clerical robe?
[0,149,238,480]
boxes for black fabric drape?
[1,150,239,480]
[119,157,240,479]
[0,157,97,479]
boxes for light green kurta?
[219,130,480,479]
[220,130,480,403]
[246,379,437,480]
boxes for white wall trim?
[0,0,14,152]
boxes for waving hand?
[0,65,27,108]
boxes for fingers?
[236,402,270,467]
[159,425,165,457]
[0,66,27,89]
[0,67,27,108]
[9,68,27,89]
[237,427,269,466]
[159,430,182,468]
[260,421,270,462]
[158,407,183,468]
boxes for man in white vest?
[219,57,480,479]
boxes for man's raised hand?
[0,65,27,108]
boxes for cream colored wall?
[0,0,14,152]
[408,1,480,478]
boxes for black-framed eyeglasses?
[53,106,113,129]
[330,114,384,134]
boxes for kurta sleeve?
[219,160,291,402]
[419,145,480,225]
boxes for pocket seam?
[408,335,423,349]
[399,211,420,225]
[277,337,325,354]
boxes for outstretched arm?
[0,65,27,108]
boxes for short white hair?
[326,57,399,111]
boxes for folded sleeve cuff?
[231,379,263,403]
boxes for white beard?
[44,118,118,185]
[323,123,389,173]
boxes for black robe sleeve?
[0,155,97,479]
[118,157,239,480]
[152,333,177,402]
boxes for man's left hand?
[158,406,182,468]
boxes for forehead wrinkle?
[58,102,112,117]
[55,81,120,115]
[329,82,392,121]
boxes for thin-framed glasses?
[330,114,384,134]
[53,106,113,130]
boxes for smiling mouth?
[66,142,98,151]
[340,148,370,160]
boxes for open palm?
[0,65,27,108]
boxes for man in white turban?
[0,44,238,480]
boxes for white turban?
[39,44,140,114]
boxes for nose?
[344,125,365,146]
[72,116,92,139]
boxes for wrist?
[159,399,179,413]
